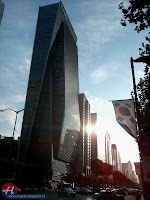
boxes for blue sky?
[0,0,148,164]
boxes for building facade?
[78,93,91,176]
[105,131,111,165]
[111,144,118,171]
[18,2,80,181]
[91,113,97,161]
[0,0,5,25]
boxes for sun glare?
[86,124,97,134]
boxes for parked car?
[78,187,93,195]
[39,186,49,192]
[128,188,137,195]
[93,190,125,200]
[114,188,126,196]
[58,188,76,197]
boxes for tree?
[119,0,150,134]
[119,0,150,57]
[119,2,150,199]
[119,0,150,33]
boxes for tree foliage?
[91,159,113,177]
[119,0,150,134]
[119,0,150,33]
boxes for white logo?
[3,186,15,195]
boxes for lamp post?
[0,108,24,159]
[130,55,150,200]
[0,108,24,138]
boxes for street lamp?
[131,55,150,200]
[0,108,24,138]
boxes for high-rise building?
[91,113,97,161]
[0,0,5,25]
[78,93,91,176]
[105,132,111,164]
[111,144,118,171]
[117,151,122,172]
[122,161,137,182]
[18,2,80,181]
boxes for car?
[114,188,126,196]
[58,188,76,197]
[93,190,125,200]
[78,187,93,195]
[39,186,49,191]
[128,188,137,195]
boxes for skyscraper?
[111,144,118,171]
[0,0,5,25]
[18,2,80,181]
[78,93,91,176]
[91,113,97,161]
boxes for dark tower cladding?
[0,0,5,25]
[18,2,80,181]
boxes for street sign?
[139,134,150,155]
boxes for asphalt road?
[45,191,139,200]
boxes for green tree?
[119,0,150,134]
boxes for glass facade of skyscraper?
[18,2,80,180]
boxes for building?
[18,2,80,181]
[0,0,4,25]
[105,132,111,164]
[91,113,97,161]
[111,144,118,171]
[117,151,122,173]
[122,161,137,183]
[78,93,91,176]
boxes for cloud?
[75,0,123,57]
[18,58,31,72]
[0,105,16,127]
[137,70,144,79]
[90,61,120,84]
[90,67,108,83]
[12,94,26,103]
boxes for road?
[45,191,139,200]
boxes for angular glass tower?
[18,2,80,179]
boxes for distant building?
[78,93,91,176]
[91,113,97,161]
[111,144,118,171]
[18,2,80,181]
[122,161,137,183]
[0,0,5,25]
[105,132,111,164]
[117,151,122,173]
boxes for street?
[45,191,140,200]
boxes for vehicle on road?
[58,188,76,197]
[113,188,126,196]
[78,187,93,195]
[93,190,125,200]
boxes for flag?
[112,99,137,138]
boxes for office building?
[18,2,80,181]
[0,0,5,25]
[91,113,97,161]
[78,93,91,176]
[105,131,111,164]
[111,144,118,171]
